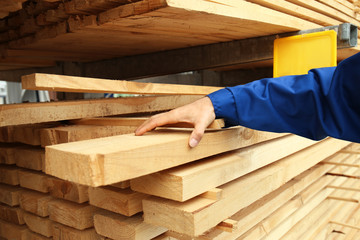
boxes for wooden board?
[52,223,103,240]
[0,165,19,185]
[14,146,45,171]
[48,177,89,203]
[18,169,51,193]
[26,230,52,240]
[19,190,53,217]
[45,127,283,186]
[142,138,349,236]
[0,95,201,127]
[0,144,18,165]
[0,203,25,225]
[22,73,222,95]
[89,186,148,216]
[48,199,98,230]
[0,183,22,207]
[130,134,315,201]
[23,211,53,237]
[94,211,167,240]
[0,219,29,240]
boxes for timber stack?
[1,0,360,240]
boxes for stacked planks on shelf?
[1,76,360,239]
[0,0,359,72]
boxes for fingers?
[188,118,210,148]
[135,111,179,136]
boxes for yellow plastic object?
[273,30,337,78]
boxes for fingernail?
[189,138,198,148]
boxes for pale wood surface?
[130,134,315,201]
[0,95,201,127]
[51,222,104,240]
[48,199,98,230]
[23,211,53,238]
[45,127,283,186]
[19,190,53,217]
[22,73,222,95]
[142,138,350,236]
[94,211,167,240]
[48,177,89,203]
[89,186,148,216]
[14,147,45,171]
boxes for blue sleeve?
[208,52,360,143]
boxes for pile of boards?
[1,74,360,239]
[0,0,360,71]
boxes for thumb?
[189,125,206,148]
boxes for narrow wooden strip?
[46,127,283,186]
[71,117,225,129]
[216,219,238,233]
[94,211,167,240]
[0,203,25,225]
[51,223,102,240]
[327,172,360,179]
[327,196,359,203]
[330,221,360,231]
[327,185,360,192]
[19,190,53,217]
[142,138,349,236]
[321,161,360,167]
[21,73,222,95]
[48,199,98,230]
[0,95,201,127]
[23,212,53,237]
[130,134,314,201]
[40,124,138,147]
[340,150,360,154]
[89,186,147,216]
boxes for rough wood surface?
[45,127,283,186]
[0,203,25,225]
[52,223,103,240]
[23,211,53,237]
[131,134,315,201]
[0,183,22,207]
[0,219,29,240]
[0,165,19,186]
[94,211,167,240]
[18,169,51,193]
[19,190,53,217]
[22,73,222,95]
[14,146,45,171]
[0,95,201,127]
[48,199,98,230]
[142,138,349,236]
[48,177,89,203]
[89,186,148,216]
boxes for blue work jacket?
[208,52,360,143]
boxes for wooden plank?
[23,211,53,237]
[0,203,25,225]
[0,144,18,165]
[18,169,51,193]
[40,124,139,147]
[142,138,349,236]
[0,183,22,207]
[89,186,148,216]
[130,134,315,201]
[45,127,283,186]
[48,177,89,203]
[48,199,98,230]
[94,211,167,240]
[70,117,225,129]
[0,165,19,185]
[0,219,29,240]
[14,146,45,171]
[19,190,53,217]
[26,230,52,240]
[21,73,222,95]
[0,95,201,127]
[52,223,103,240]
[12,123,60,146]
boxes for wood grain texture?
[130,134,315,201]
[142,138,349,236]
[19,190,53,217]
[21,73,222,95]
[94,211,167,240]
[51,223,103,240]
[0,203,25,225]
[0,219,29,240]
[23,212,53,237]
[0,95,201,127]
[45,127,283,186]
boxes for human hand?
[135,97,216,148]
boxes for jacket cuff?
[207,88,239,126]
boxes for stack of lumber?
[1,74,360,239]
[0,0,359,71]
